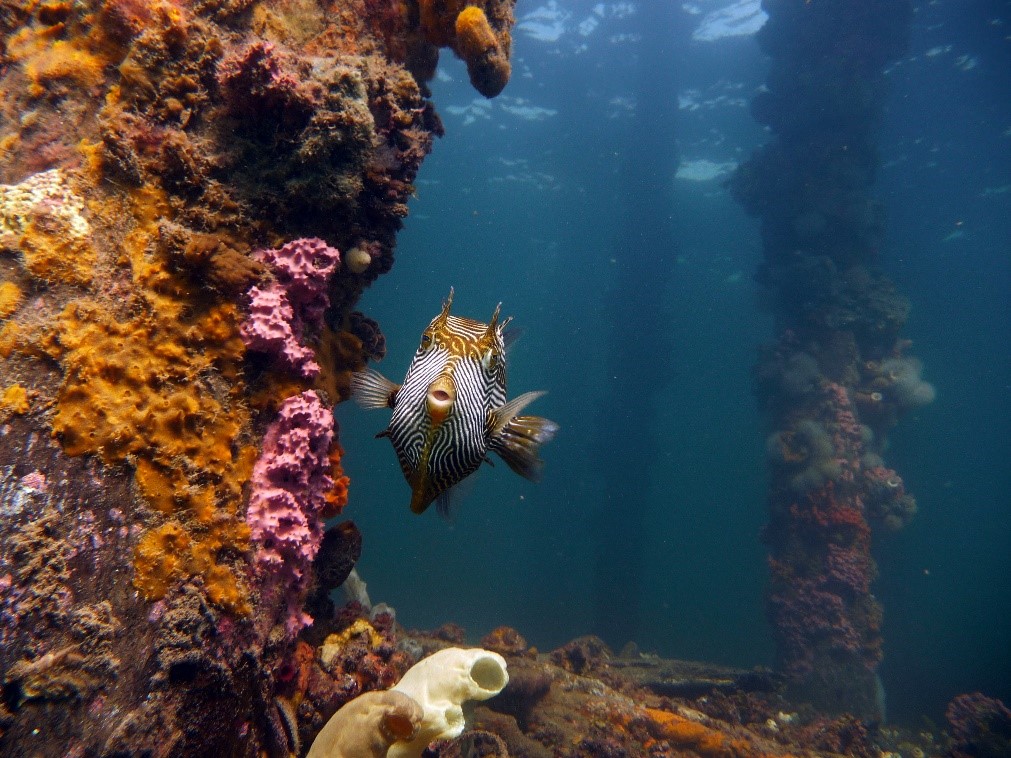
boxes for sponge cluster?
[246,389,335,636]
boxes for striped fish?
[350,289,558,515]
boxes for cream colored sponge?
[306,689,423,758]
[387,647,509,758]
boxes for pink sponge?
[240,237,340,377]
[257,237,340,324]
[246,390,335,636]
[241,284,320,378]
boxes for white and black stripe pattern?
[387,314,508,504]
[387,344,447,478]
[424,354,492,493]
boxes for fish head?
[391,289,511,514]
[421,288,510,398]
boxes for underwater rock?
[549,635,612,676]
[481,625,532,657]
[609,655,783,699]
[946,692,1011,758]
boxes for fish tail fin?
[350,369,399,410]
[491,413,559,482]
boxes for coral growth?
[732,0,925,718]
[0,168,95,284]
[946,692,1011,758]
[763,383,885,713]
[37,268,257,611]
[288,608,413,751]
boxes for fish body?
[350,289,558,515]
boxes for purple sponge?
[240,237,340,377]
[240,284,320,377]
[246,390,335,636]
[257,237,340,324]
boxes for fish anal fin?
[435,476,477,519]
[492,414,559,482]
[350,369,400,410]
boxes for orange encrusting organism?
[454,6,497,62]
[133,521,191,600]
[33,183,257,615]
[7,27,108,98]
[607,707,803,758]
[0,281,23,319]
[0,323,20,359]
[0,383,30,422]
[322,443,351,518]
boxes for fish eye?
[420,333,432,348]
[482,349,498,371]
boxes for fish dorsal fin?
[350,369,399,410]
[488,391,547,438]
[435,287,455,328]
[484,302,502,338]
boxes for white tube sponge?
[387,647,509,758]
[306,690,424,758]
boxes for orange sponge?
[0,281,22,319]
[454,6,510,97]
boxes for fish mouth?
[426,375,456,426]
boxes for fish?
[350,288,558,515]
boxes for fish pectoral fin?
[488,391,547,438]
[491,414,559,482]
[482,455,496,467]
[350,369,400,410]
